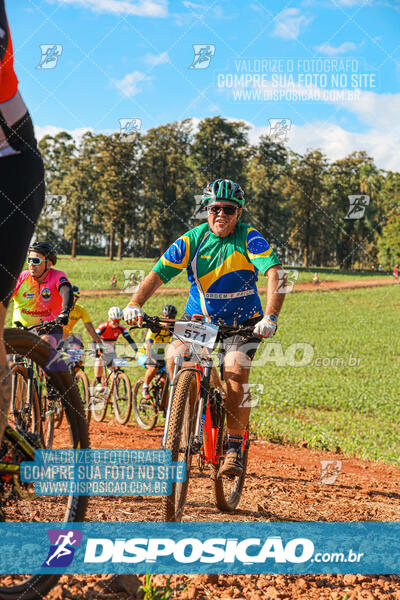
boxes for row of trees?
[37,117,400,268]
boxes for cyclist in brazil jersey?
[0,1,45,447]
[124,179,287,478]
[12,242,74,347]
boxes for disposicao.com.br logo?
[82,536,363,566]
[35,527,367,574]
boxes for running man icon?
[42,529,82,568]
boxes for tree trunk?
[109,226,114,260]
[117,234,123,260]
[71,214,79,259]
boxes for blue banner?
[0,523,399,574]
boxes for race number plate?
[174,321,219,349]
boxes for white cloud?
[315,41,357,56]
[35,125,94,145]
[272,8,312,40]
[114,70,150,97]
[49,0,168,17]
[144,51,169,66]
[241,89,400,170]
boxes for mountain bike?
[10,320,69,447]
[137,314,262,522]
[0,326,89,600]
[132,367,169,430]
[90,356,133,424]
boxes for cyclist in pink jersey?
[12,242,74,348]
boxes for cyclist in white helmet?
[94,307,136,390]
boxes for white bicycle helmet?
[108,306,123,320]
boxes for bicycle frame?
[161,340,248,466]
[161,342,212,449]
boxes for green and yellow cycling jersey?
[153,221,280,325]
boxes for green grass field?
[7,281,398,465]
[53,256,391,291]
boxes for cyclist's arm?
[264,265,286,317]
[145,337,153,359]
[79,306,102,343]
[84,322,102,344]
[59,282,74,313]
[127,232,195,308]
[121,328,137,353]
[245,227,284,317]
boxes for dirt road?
[82,278,398,297]
[44,419,400,600]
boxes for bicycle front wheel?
[112,371,132,425]
[8,363,40,436]
[213,410,249,512]
[0,328,89,600]
[90,377,108,422]
[75,369,90,423]
[161,371,197,522]
[132,377,158,430]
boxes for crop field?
[51,256,391,291]
[8,275,398,466]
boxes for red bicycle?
[137,314,261,522]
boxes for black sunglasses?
[208,205,238,216]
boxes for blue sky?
[7,0,400,169]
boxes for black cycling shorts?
[0,1,45,307]
[0,149,45,306]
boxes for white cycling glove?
[123,303,144,326]
[253,314,278,338]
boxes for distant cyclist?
[0,1,45,445]
[63,285,102,348]
[136,304,177,400]
[11,242,73,348]
[94,307,136,392]
[124,179,286,478]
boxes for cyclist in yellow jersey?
[63,286,102,348]
[136,305,177,399]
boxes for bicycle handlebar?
[129,314,263,341]
[14,319,61,335]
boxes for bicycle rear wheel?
[112,371,132,425]
[0,329,89,600]
[90,377,108,422]
[41,378,56,449]
[132,377,158,430]
[213,408,249,512]
[161,371,197,522]
[75,369,90,423]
